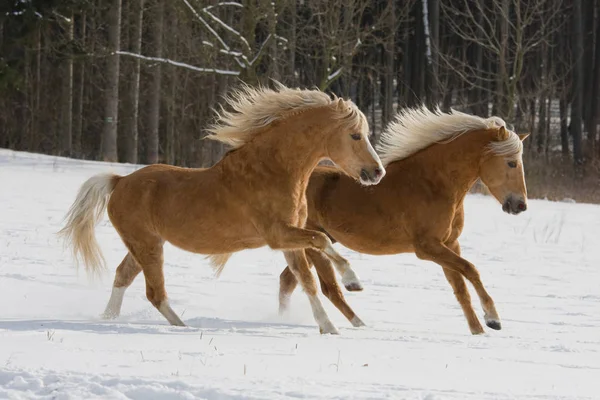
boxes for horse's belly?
[325,224,414,256]
[169,234,266,254]
[162,216,265,255]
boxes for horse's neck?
[218,125,327,191]
[404,130,490,199]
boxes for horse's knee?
[319,281,331,298]
[311,233,332,251]
[114,255,141,287]
[280,266,296,284]
[279,267,298,296]
[145,285,166,308]
[413,240,440,260]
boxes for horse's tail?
[57,173,121,277]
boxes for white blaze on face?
[365,135,381,164]
[363,132,386,184]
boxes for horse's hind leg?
[102,253,142,319]
[306,249,366,327]
[283,249,338,334]
[126,240,185,326]
[278,266,298,314]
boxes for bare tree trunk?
[89,11,100,158]
[582,0,595,134]
[240,0,258,84]
[428,0,439,106]
[60,12,74,157]
[560,96,569,157]
[526,99,535,153]
[102,0,122,162]
[536,29,548,154]
[23,33,31,151]
[498,0,509,117]
[382,0,394,126]
[146,0,164,164]
[537,97,547,154]
[73,11,86,157]
[571,0,584,166]
[211,74,228,165]
[124,0,144,164]
[268,1,280,81]
[402,14,413,105]
[32,27,41,151]
[544,88,552,159]
[590,5,600,156]
[165,3,177,165]
[415,2,426,102]
[371,71,377,138]
[166,70,177,165]
[287,0,296,83]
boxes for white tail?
[58,173,119,277]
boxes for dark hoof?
[344,282,364,292]
[486,319,502,330]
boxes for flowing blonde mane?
[206,81,366,148]
[376,105,523,166]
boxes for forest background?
[1,0,599,201]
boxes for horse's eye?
[350,133,362,141]
[507,161,517,168]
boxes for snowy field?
[0,148,599,400]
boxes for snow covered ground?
[0,148,599,399]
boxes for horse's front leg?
[260,223,362,291]
[283,249,339,334]
[414,238,501,333]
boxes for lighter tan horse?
[278,105,529,335]
[58,82,385,334]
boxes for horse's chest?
[248,190,307,226]
[290,197,308,226]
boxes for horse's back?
[107,163,262,253]
[107,164,216,232]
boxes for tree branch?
[116,51,240,75]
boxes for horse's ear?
[518,133,530,141]
[335,98,346,110]
[495,126,510,141]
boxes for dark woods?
[1,0,599,198]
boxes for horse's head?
[324,98,385,186]
[479,125,529,215]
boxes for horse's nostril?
[518,202,527,211]
[360,169,369,181]
[374,168,382,178]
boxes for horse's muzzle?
[359,166,385,186]
[502,197,527,215]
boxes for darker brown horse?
[58,82,385,334]
[278,106,529,335]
